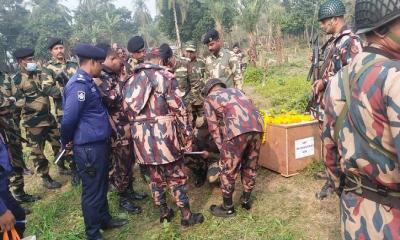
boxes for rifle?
[0,118,29,144]
[305,35,320,114]
[55,71,69,87]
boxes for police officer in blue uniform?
[61,43,128,240]
[0,133,26,238]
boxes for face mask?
[26,62,37,72]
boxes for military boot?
[126,185,148,201]
[315,179,334,200]
[13,190,41,203]
[159,203,175,223]
[180,204,204,227]
[240,191,252,210]
[119,193,141,214]
[210,196,235,218]
[57,159,72,175]
[42,174,62,189]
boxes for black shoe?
[210,204,235,218]
[210,196,235,218]
[101,218,128,230]
[14,192,41,203]
[127,190,148,201]
[314,171,328,180]
[181,213,204,227]
[315,180,334,200]
[42,175,62,189]
[57,165,72,176]
[160,208,175,223]
[240,192,252,210]
[119,197,141,214]
[71,172,80,186]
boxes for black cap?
[203,29,220,44]
[47,38,63,50]
[74,43,106,60]
[127,36,145,53]
[13,48,34,59]
[95,43,111,55]
[159,43,173,60]
[232,42,239,49]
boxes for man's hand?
[201,151,209,159]
[0,210,15,232]
[312,79,325,95]
[65,142,73,150]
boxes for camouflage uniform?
[185,56,220,184]
[93,66,134,193]
[123,63,192,208]
[41,58,78,120]
[323,47,400,239]
[204,87,263,197]
[205,48,243,90]
[173,56,190,104]
[42,58,78,173]
[312,26,362,120]
[0,72,26,194]
[13,70,60,177]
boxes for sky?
[60,0,157,17]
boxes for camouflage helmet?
[355,0,400,34]
[202,78,227,97]
[318,0,346,21]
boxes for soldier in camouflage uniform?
[232,43,245,71]
[41,38,78,180]
[126,36,146,75]
[158,43,190,104]
[203,79,263,217]
[323,0,400,238]
[123,47,204,227]
[0,71,39,202]
[310,0,363,199]
[94,43,146,214]
[13,48,62,189]
[183,41,220,187]
[203,29,243,90]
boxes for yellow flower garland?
[260,109,313,144]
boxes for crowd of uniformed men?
[0,25,265,239]
[2,0,400,239]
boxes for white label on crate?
[295,137,315,159]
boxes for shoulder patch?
[77,91,85,101]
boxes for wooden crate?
[259,120,322,177]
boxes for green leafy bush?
[244,66,264,83]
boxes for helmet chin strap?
[387,31,400,45]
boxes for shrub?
[244,66,264,83]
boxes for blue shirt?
[0,136,12,215]
[61,69,111,146]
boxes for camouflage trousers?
[220,132,261,197]
[185,107,220,181]
[340,191,400,240]
[0,116,26,193]
[147,160,189,208]
[25,125,61,177]
[233,75,243,90]
[109,143,135,193]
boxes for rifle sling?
[333,57,396,161]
